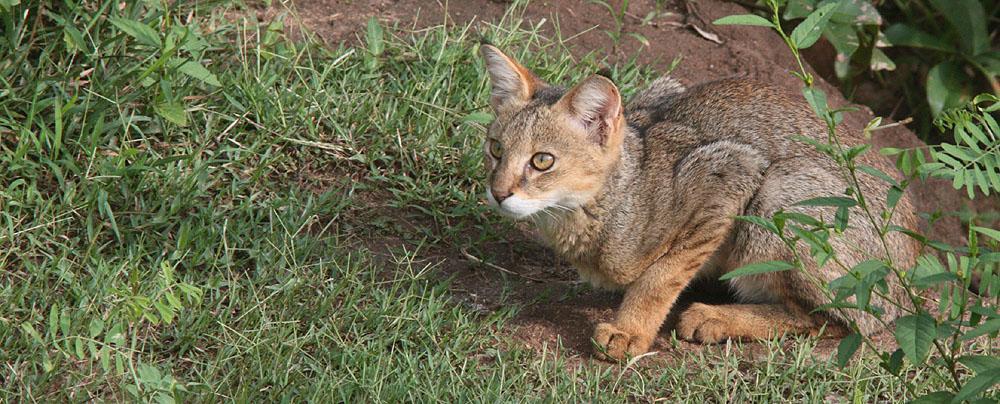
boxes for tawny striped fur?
[479,45,919,360]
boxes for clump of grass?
[0,0,955,401]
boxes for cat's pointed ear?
[480,44,543,114]
[556,74,624,147]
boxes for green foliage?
[5,0,928,400]
[895,313,937,365]
[751,0,998,141]
[718,260,796,280]
[930,95,1000,198]
[714,14,775,27]
[884,0,997,136]
[788,2,840,49]
[883,94,1000,199]
[716,1,1000,401]
[781,0,892,80]
[364,16,384,71]
[0,0,991,400]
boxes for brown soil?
[264,0,998,364]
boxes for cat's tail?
[626,75,686,114]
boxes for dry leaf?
[690,24,722,45]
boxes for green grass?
[0,0,958,401]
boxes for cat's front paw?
[592,322,652,361]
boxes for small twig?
[303,13,341,24]
[281,137,350,159]
[624,11,643,22]
[625,10,681,28]
[216,111,250,143]
[682,0,708,26]
[689,23,723,44]
[460,247,549,283]
[889,98,905,120]
[660,20,687,28]
[682,0,723,44]
[870,117,914,131]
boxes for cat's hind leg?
[675,302,847,343]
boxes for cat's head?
[479,45,625,220]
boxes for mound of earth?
[260,0,996,361]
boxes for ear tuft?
[479,45,542,114]
[557,75,623,146]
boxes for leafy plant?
[782,0,893,82]
[125,363,191,404]
[755,0,998,141]
[716,1,1000,401]
[103,10,220,128]
[883,0,998,119]
[885,94,1000,199]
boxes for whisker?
[550,204,573,212]
[519,197,577,226]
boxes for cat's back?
[629,77,834,160]
[627,76,919,262]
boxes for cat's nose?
[492,189,512,204]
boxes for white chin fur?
[485,188,553,220]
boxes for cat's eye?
[489,141,503,159]
[531,153,555,171]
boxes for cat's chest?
[537,209,601,262]
[536,208,628,290]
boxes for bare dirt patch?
[272,0,997,362]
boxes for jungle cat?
[478,44,921,361]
